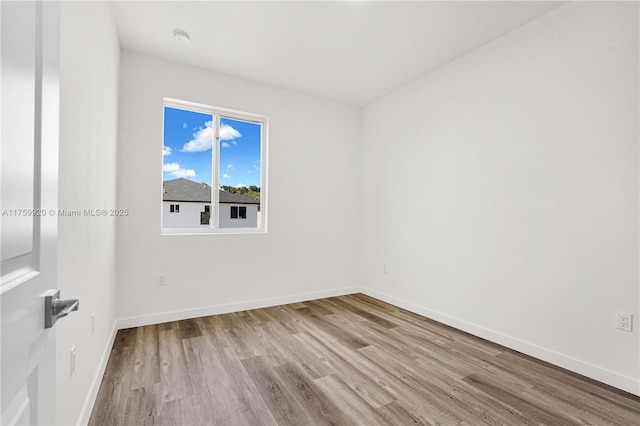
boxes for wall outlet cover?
[158,273,167,286]
[616,312,633,332]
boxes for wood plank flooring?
[89,294,640,425]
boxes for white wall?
[57,2,120,424]
[162,201,211,229]
[161,201,259,229]
[117,52,361,324]
[361,1,639,394]
[219,204,258,229]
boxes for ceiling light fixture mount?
[173,29,190,44]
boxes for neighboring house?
[162,178,260,229]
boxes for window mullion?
[213,113,221,229]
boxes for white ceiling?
[111,1,565,106]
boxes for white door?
[1,1,61,425]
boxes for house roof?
[219,190,260,205]
[162,178,259,204]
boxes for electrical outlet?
[616,312,633,332]
[158,273,167,286]
[70,346,77,377]
[91,312,96,335]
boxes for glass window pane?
[219,117,261,229]
[162,107,213,228]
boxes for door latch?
[45,290,79,328]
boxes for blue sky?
[163,106,261,188]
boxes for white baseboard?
[116,286,364,330]
[361,287,640,397]
[76,321,118,426]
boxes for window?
[200,205,211,225]
[230,206,247,219]
[162,98,267,233]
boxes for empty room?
[1,0,639,425]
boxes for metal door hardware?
[44,290,79,328]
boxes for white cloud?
[182,122,188,129]
[182,122,241,151]
[227,164,234,169]
[163,162,180,172]
[220,123,241,141]
[163,162,196,179]
[253,164,260,171]
[182,120,213,152]
[163,146,172,156]
[222,173,231,179]
[236,183,246,188]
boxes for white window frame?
[162,98,268,235]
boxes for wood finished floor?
[90,294,640,425]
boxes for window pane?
[200,211,210,225]
[162,106,213,228]
[219,117,261,228]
